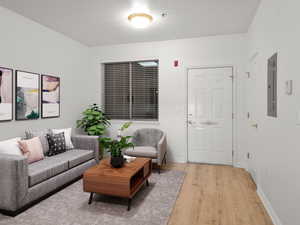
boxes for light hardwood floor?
[165,163,274,225]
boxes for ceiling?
[0,0,261,47]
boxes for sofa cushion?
[61,149,94,168]
[28,155,69,187]
[46,132,67,156]
[125,146,157,158]
[28,149,94,187]
[52,128,74,150]
[25,128,51,154]
[0,137,23,156]
[19,137,44,164]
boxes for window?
[267,53,277,117]
[104,60,158,120]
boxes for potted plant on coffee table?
[100,122,134,168]
[100,135,134,168]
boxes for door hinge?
[246,72,250,78]
[247,112,250,119]
[232,150,234,158]
[232,113,234,119]
[229,75,234,79]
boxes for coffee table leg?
[88,192,94,205]
[146,179,149,187]
[127,198,132,211]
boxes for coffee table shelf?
[83,157,152,210]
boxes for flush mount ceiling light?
[128,13,153,29]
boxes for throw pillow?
[18,137,44,164]
[52,128,74,149]
[25,128,51,154]
[46,132,66,156]
[0,137,23,156]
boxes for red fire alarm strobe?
[174,60,179,67]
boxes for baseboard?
[257,185,283,225]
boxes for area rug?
[0,170,185,225]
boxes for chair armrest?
[72,135,100,162]
[157,135,167,166]
[0,154,28,211]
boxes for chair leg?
[158,165,161,174]
[163,153,167,165]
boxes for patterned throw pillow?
[46,132,66,156]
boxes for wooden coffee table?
[83,157,152,210]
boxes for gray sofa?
[0,135,99,216]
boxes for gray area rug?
[0,170,185,225]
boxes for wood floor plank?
[166,163,274,225]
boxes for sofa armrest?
[0,154,28,211]
[72,135,100,162]
[157,135,167,166]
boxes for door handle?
[200,121,218,125]
[188,120,193,125]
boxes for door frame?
[186,65,237,166]
[245,52,260,180]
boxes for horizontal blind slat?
[104,63,130,119]
[131,61,158,120]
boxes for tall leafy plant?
[76,104,110,136]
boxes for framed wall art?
[0,67,13,121]
[15,70,40,120]
[41,74,60,118]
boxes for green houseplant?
[100,122,134,168]
[76,104,110,136]
[77,104,110,158]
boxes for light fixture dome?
[128,13,153,28]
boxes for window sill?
[110,120,160,125]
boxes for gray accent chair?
[0,135,99,216]
[124,128,167,173]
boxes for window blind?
[104,63,130,119]
[104,60,158,120]
[131,62,158,120]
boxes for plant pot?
[110,155,125,168]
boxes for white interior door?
[187,67,233,165]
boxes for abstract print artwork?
[0,67,13,121]
[41,75,60,118]
[16,71,40,120]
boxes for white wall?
[90,35,247,163]
[0,6,97,139]
[1,1,298,223]
[245,0,300,224]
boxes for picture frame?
[41,74,60,118]
[15,70,40,120]
[0,66,13,122]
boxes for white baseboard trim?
[257,185,283,225]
